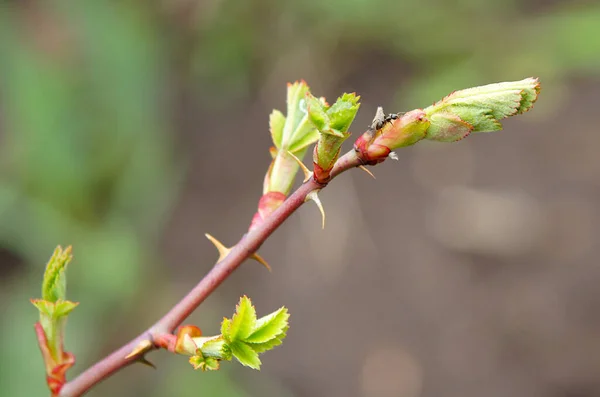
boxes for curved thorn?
[287,151,312,182]
[205,233,231,261]
[388,152,399,161]
[251,252,272,272]
[305,190,326,229]
[358,165,376,179]
[125,339,153,360]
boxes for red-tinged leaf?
[425,113,473,142]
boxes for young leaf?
[230,341,261,369]
[195,336,228,359]
[309,92,360,181]
[220,317,232,340]
[424,77,540,136]
[269,109,286,149]
[228,296,257,341]
[286,127,320,153]
[203,357,220,371]
[41,245,73,303]
[247,334,287,353]
[425,112,474,142]
[282,81,311,147]
[326,92,360,132]
[262,81,320,198]
[189,355,221,371]
[305,93,329,131]
[52,300,79,318]
[245,307,289,344]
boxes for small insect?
[371,107,404,131]
[377,113,400,129]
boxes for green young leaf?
[265,81,320,196]
[286,126,320,154]
[53,300,79,318]
[282,80,311,147]
[41,245,73,302]
[306,93,329,131]
[194,336,229,359]
[308,92,360,178]
[269,109,286,149]
[31,299,54,318]
[207,298,290,371]
[424,78,540,138]
[203,357,221,371]
[230,341,261,370]
[247,333,287,353]
[189,355,221,371]
[31,298,79,366]
[425,112,474,142]
[245,307,289,344]
[228,296,257,341]
[326,92,360,132]
[220,317,232,340]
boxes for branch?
[58,149,363,397]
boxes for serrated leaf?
[230,341,261,369]
[195,336,227,358]
[41,246,73,302]
[425,112,474,142]
[190,355,221,371]
[309,92,360,175]
[438,87,522,119]
[31,299,78,320]
[287,129,320,154]
[228,296,257,341]
[220,317,231,340]
[246,307,289,344]
[282,81,311,146]
[247,329,288,353]
[203,357,220,371]
[326,93,360,132]
[424,78,540,135]
[269,110,286,149]
[220,343,232,361]
[31,299,54,317]
[189,355,204,370]
[53,300,79,318]
[306,93,329,131]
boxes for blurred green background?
[1,1,599,396]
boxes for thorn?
[251,252,272,272]
[371,106,386,130]
[358,165,376,179]
[388,152,399,161]
[206,233,271,271]
[305,190,325,229]
[125,339,153,360]
[205,233,231,261]
[137,355,156,369]
[287,151,312,182]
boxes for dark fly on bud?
[369,107,409,131]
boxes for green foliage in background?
[0,2,179,396]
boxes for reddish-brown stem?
[58,149,363,397]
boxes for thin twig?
[58,150,363,397]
